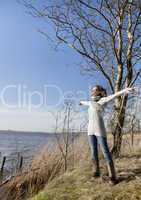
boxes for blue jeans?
[88,135,113,164]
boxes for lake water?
[0,131,56,169]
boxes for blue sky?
[0,0,106,132]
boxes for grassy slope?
[30,151,141,200]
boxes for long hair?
[91,85,107,98]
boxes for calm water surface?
[0,131,56,168]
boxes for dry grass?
[30,148,141,200]
[0,134,89,200]
[0,146,65,200]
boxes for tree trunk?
[131,130,134,147]
[131,115,135,147]
[111,121,124,158]
[111,96,128,157]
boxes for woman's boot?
[92,159,100,178]
[107,161,118,185]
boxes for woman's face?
[91,87,100,97]
[91,86,107,98]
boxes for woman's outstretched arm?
[98,87,136,105]
[79,101,90,106]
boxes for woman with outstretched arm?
[79,85,136,185]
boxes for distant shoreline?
[0,130,54,136]
[0,130,86,136]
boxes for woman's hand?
[125,87,137,94]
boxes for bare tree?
[22,0,141,157]
[53,99,80,171]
